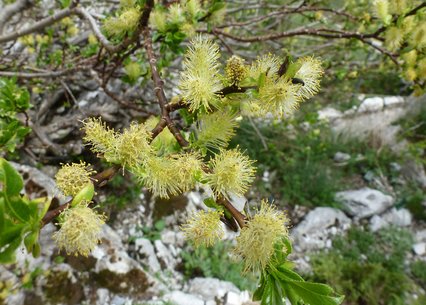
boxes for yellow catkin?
[181,210,224,248]
[206,148,256,198]
[53,202,106,256]
[234,200,289,272]
[55,162,95,197]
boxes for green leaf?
[0,221,26,247]
[0,236,22,264]
[71,182,95,207]
[285,281,345,305]
[285,62,302,79]
[0,159,31,222]
[24,231,39,253]
[0,158,23,196]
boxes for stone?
[135,238,161,273]
[358,97,384,112]
[154,240,175,270]
[318,107,342,121]
[90,226,155,296]
[225,290,251,305]
[335,188,394,219]
[187,277,240,301]
[370,215,387,232]
[161,230,177,245]
[383,96,404,107]
[413,243,426,256]
[333,152,351,163]
[292,207,351,236]
[382,208,412,227]
[163,291,204,305]
[415,230,426,243]
[291,207,351,251]
[401,160,426,188]
[95,289,110,305]
[228,193,247,212]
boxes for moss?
[43,271,84,305]
[92,268,150,295]
[153,194,188,221]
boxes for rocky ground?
[1,94,425,305]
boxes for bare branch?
[0,5,76,44]
[0,0,34,34]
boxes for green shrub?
[231,113,401,207]
[309,227,416,305]
[180,241,257,291]
[411,260,426,288]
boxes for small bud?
[225,55,247,85]
[124,61,141,81]
[181,210,224,248]
[53,202,106,257]
[55,162,96,197]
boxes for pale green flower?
[55,162,95,197]
[136,156,182,199]
[234,200,289,272]
[385,27,405,52]
[248,54,281,81]
[82,117,117,162]
[181,210,224,248]
[206,148,256,198]
[179,36,222,112]
[103,7,141,37]
[194,110,239,150]
[258,77,301,117]
[373,0,391,24]
[150,9,167,32]
[114,122,153,169]
[294,56,323,100]
[53,202,106,256]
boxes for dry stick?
[207,27,398,64]
[0,0,33,34]
[0,5,77,44]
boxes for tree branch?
[0,0,33,34]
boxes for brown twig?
[143,26,189,147]
[40,165,121,227]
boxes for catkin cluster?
[179,36,323,118]
[372,0,426,90]
[64,34,324,262]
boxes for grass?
[179,241,258,291]
[230,109,402,208]
[307,226,423,305]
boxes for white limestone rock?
[335,188,394,219]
